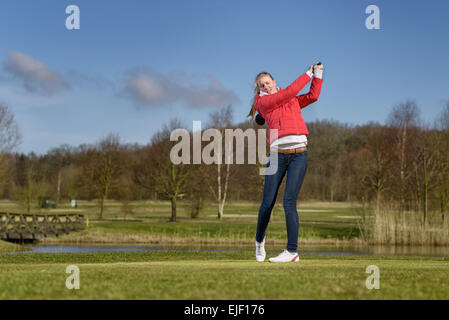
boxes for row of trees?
[1,100,449,224]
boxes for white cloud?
[123,67,240,108]
[2,51,69,95]
[125,72,178,106]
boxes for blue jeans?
[255,151,307,252]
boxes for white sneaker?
[268,249,299,263]
[255,238,266,262]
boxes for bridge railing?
[0,212,86,240]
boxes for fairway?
[2,199,363,245]
[1,251,448,299]
[2,200,449,300]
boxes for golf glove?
[313,63,323,79]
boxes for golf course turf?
[1,251,448,299]
[1,200,448,300]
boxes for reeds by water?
[357,206,449,246]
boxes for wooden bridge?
[0,212,86,240]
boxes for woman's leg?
[283,151,308,252]
[255,153,287,243]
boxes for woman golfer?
[248,63,323,262]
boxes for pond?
[4,243,449,257]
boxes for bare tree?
[149,118,190,222]
[12,154,50,214]
[357,127,391,213]
[412,125,440,225]
[92,133,124,219]
[307,120,348,201]
[0,102,21,153]
[437,101,449,131]
[435,101,449,222]
[45,145,74,204]
[206,105,233,219]
[0,102,21,191]
[387,100,421,212]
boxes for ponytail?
[247,71,274,121]
[247,100,257,120]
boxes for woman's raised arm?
[296,77,323,109]
[256,72,312,114]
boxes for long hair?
[247,71,274,120]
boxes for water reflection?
[5,243,449,257]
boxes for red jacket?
[255,73,323,144]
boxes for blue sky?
[1,0,449,154]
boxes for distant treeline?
[1,100,449,222]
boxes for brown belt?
[270,147,307,154]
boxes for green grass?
[2,200,449,300]
[2,199,360,244]
[1,251,448,299]
[39,218,360,245]
[0,240,24,253]
[0,199,361,221]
